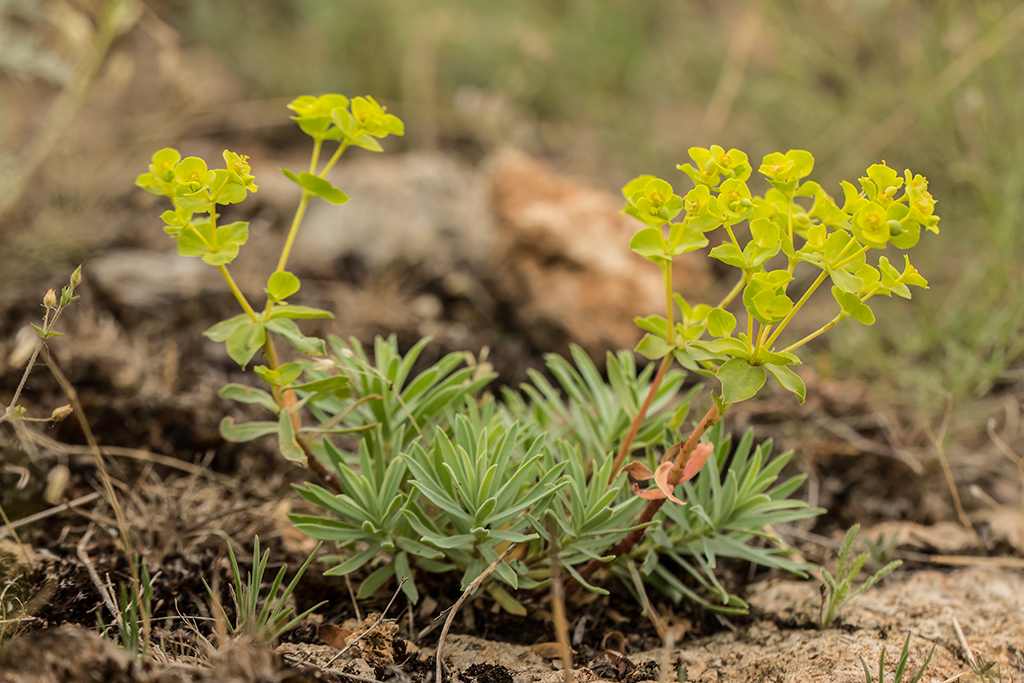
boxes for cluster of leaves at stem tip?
[622,145,939,409]
[134,95,936,616]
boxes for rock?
[288,151,494,278]
[485,149,709,358]
[271,148,712,358]
[87,249,223,309]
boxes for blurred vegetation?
[3,0,1022,406]
[171,0,1024,406]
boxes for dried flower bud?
[69,265,83,289]
[50,404,73,421]
[42,288,57,308]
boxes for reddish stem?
[568,402,724,594]
[608,354,674,484]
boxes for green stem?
[217,265,259,321]
[276,192,312,273]
[753,322,772,360]
[724,225,746,264]
[781,285,879,354]
[765,269,829,348]
[716,274,745,310]
[662,261,675,345]
[781,315,843,354]
[833,244,870,270]
[320,139,352,177]
[746,314,754,358]
[309,138,323,174]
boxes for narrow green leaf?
[282,169,349,204]
[265,318,326,356]
[324,544,382,576]
[219,417,279,442]
[291,375,350,395]
[267,304,333,320]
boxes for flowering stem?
[276,191,312,274]
[781,315,842,354]
[765,269,828,348]
[217,265,259,322]
[320,139,352,177]
[662,261,675,345]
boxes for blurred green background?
[3,0,1024,407]
[177,0,1024,404]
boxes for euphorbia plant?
[570,146,939,586]
[136,99,938,614]
[135,94,404,490]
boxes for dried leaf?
[318,623,353,649]
[680,442,714,482]
[653,462,687,504]
[621,461,656,481]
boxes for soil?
[2,8,1024,683]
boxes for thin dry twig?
[76,528,120,624]
[45,347,149,645]
[927,397,985,554]
[323,577,407,670]
[344,573,363,623]
[547,517,574,683]
[435,542,521,683]
[0,501,34,571]
[25,428,234,483]
[0,492,102,542]
[985,416,1024,551]
[952,616,977,670]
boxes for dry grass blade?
[0,492,101,544]
[435,542,521,683]
[927,398,985,554]
[547,516,574,683]
[985,416,1024,551]
[45,346,150,649]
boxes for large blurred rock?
[485,149,708,357]
[289,151,494,277]
[277,148,711,357]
